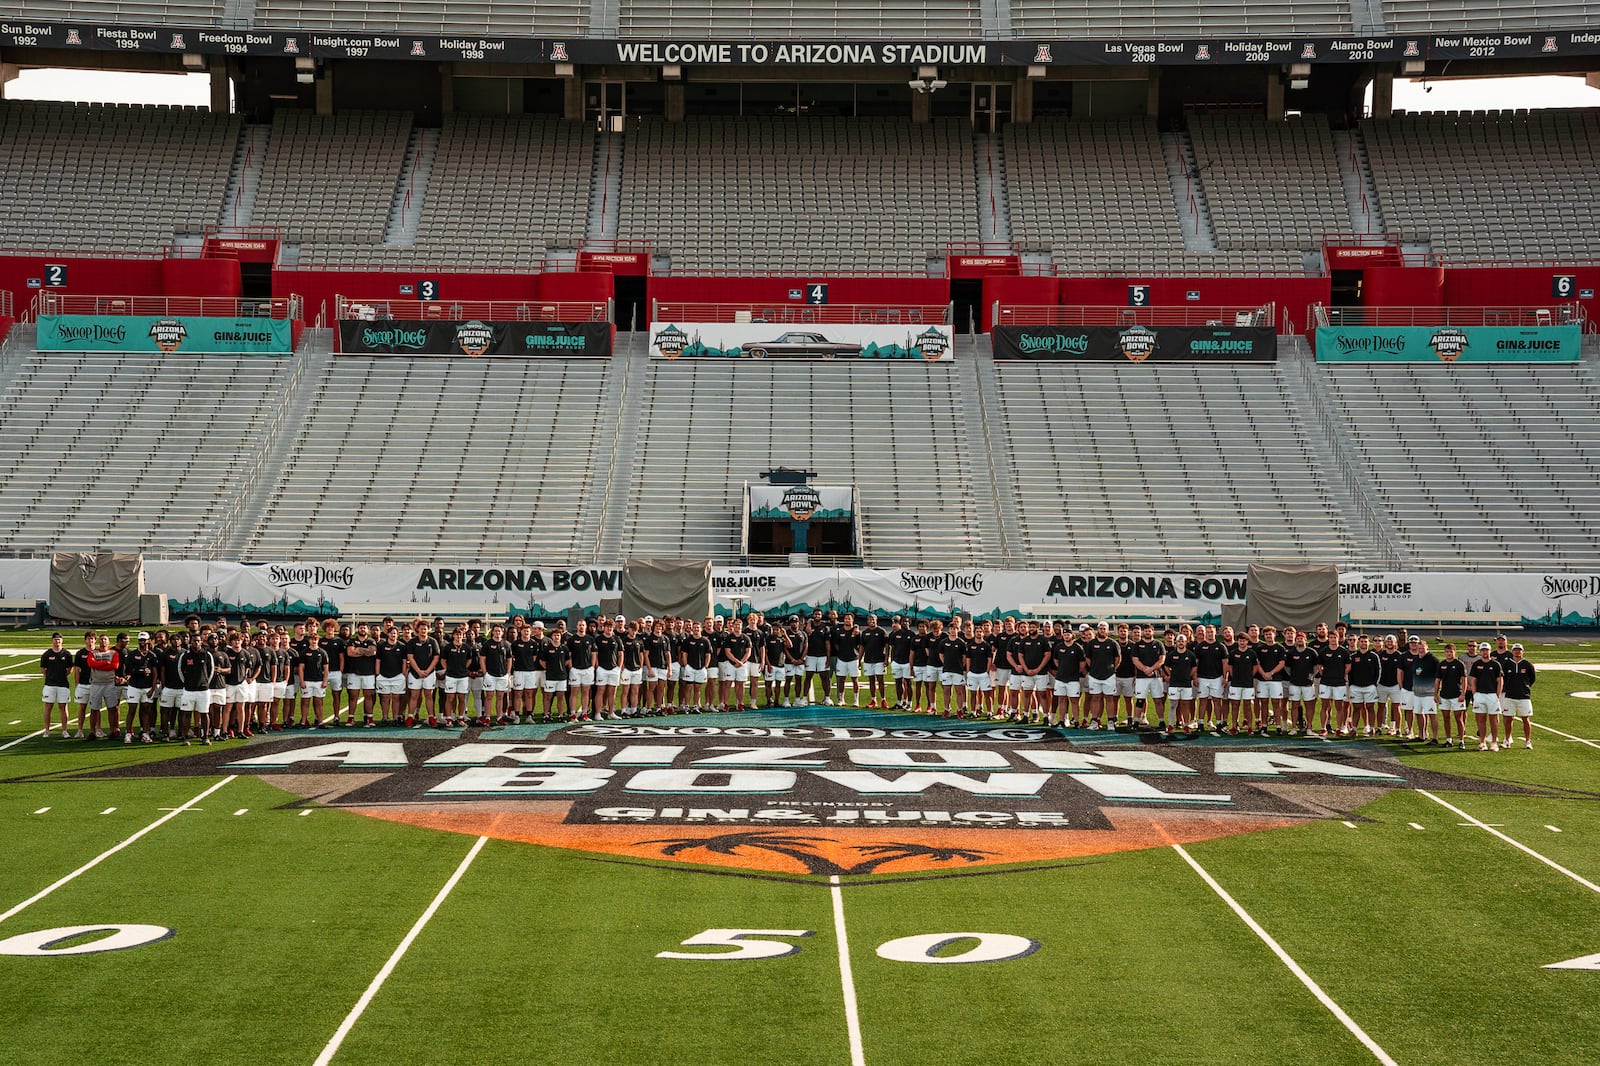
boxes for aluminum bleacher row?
[255,0,592,35]
[1007,0,1352,35]
[616,0,981,37]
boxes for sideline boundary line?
[1170,844,1398,1066]
[0,776,236,925]
[314,835,489,1066]
[1532,721,1600,750]
[1415,790,1600,896]
[0,729,45,752]
[828,876,867,1066]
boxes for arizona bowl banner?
[38,314,293,355]
[748,485,854,521]
[339,320,612,357]
[993,325,1276,362]
[650,322,953,361]
[1313,325,1581,362]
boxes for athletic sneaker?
[124,733,133,745]
[141,732,153,744]
[1524,739,1533,749]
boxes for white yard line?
[0,776,236,925]
[1416,790,1600,897]
[829,876,868,1066]
[0,729,45,752]
[1171,844,1398,1066]
[313,835,488,1066]
[1532,721,1600,749]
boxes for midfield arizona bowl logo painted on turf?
[60,712,1530,877]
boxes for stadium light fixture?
[555,62,575,77]
[294,55,316,84]
[181,53,206,72]
[1288,62,1311,91]
[917,65,939,80]
[1027,65,1047,79]
[1402,59,1426,75]
[662,63,682,80]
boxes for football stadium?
[2,0,1600,1063]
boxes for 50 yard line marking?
[0,776,236,925]
[1170,844,1398,1066]
[314,835,488,1066]
[1415,790,1600,896]
[828,876,868,1066]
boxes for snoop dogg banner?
[339,319,612,357]
[0,560,1597,626]
[993,325,1277,362]
[650,322,953,361]
[38,314,293,356]
[1313,325,1581,363]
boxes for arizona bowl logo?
[148,319,188,354]
[653,324,689,359]
[913,326,949,362]
[1429,328,1469,363]
[1117,325,1158,363]
[780,485,822,521]
[56,713,1548,879]
[454,321,495,357]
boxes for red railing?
[650,301,952,325]
[1319,304,1586,328]
[336,296,610,322]
[996,304,1275,327]
[33,292,301,320]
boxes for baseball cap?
[529,620,545,628]
[1512,643,1524,650]
[1477,642,1491,651]
[614,614,625,623]
[643,615,654,624]
[137,632,150,641]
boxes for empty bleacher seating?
[617,117,977,275]
[0,0,224,23]
[1382,0,1600,32]
[253,0,589,35]
[1007,0,1351,37]
[253,110,412,251]
[617,0,980,36]
[1187,113,1348,255]
[0,101,240,254]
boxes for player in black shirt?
[802,613,832,707]
[831,616,863,708]
[1192,626,1227,730]
[1163,633,1198,733]
[860,615,889,710]
[1502,643,1537,749]
[593,618,624,721]
[1223,634,1259,736]
[909,620,936,713]
[887,617,914,710]
[296,633,330,729]
[1435,643,1469,748]
[343,622,378,727]
[479,622,513,724]
[937,623,969,717]
[1467,642,1505,750]
[1316,638,1352,737]
[1347,634,1384,737]
[1050,625,1087,728]
[678,622,713,713]
[762,622,792,709]
[1081,622,1121,730]
[722,618,755,712]
[539,630,571,720]
[39,632,75,738]
[1253,627,1286,734]
[439,629,479,726]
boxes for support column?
[563,74,583,121]
[439,64,454,114]
[1371,72,1394,118]
[0,61,19,99]
[911,87,931,123]
[1146,69,1160,118]
[209,61,230,113]
[665,81,685,122]
[1012,75,1033,124]
[1265,72,1284,121]
[315,63,334,115]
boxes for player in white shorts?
[38,632,75,738]
[1501,643,1536,749]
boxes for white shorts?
[834,659,859,678]
[273,681,290,700]
[376,676,405,696]
[1505,698,1533,717]
[862,662,885,677]
[301,681,327,698]
[485,674,511,693]
[1167,686,1194,702]
[891,662,912,680]
[543,678,569,694]
[159,687,181,709]
[347,674,375,691]
[1086,676,1117,696]
[570,668,595,687]
[684,667,708,685]
[226,684,247,704]
[179,690,210,714]
[408,674,437,691]
[1289,684,1316,703]
[1197,677,1224,700]
[1378,684,1399,703]
[765,665,786,683]
[964,672,992,692]
[43,685,72,704]
[994,668,1013,685]
[623,669,644,687]
[649,667,669,683]
[1006,674,1026,692]
[513,670,540,690]
[126,685,154,704]
[1396,690,1415,710]
[74,683,90,703]
[1116,677,1135,697]
[284,680,299,698]
[914,665,939,683]
[1318,684,1348,701]
[805,655,828,673]
[596,667,622,687]
[444,677,470,695]
[668,663,682,681]
[1349,684,1377,705]
[1025,673,1051,692]
[1134,676,1165,699]
[1472,693,1501,714]
[1413,695,1437,715]
[1053,679,1083,698]
[1439,697,1464,711]
[940,671,965,688]
[327,671,344,692]
[1228,686,1255,702]
[1255,680,1283,700]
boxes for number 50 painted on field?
[658,929,1039,964]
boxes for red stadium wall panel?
[1363,265,1445,308]
[1058,276,1332,334]
[1443,265,1600,314]
[981,275,1061,332]
[648,275,950,308]
[275,268,546,321]
[0,254,166,302]
[161,256,243,298]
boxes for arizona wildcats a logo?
[1033,45,1052,63]
[1301,43,1317,59]
[170,33,186,49]
[550,42,569,62]
[411,40,426,56]
[1403,40,1420,57]
[1542,37,1558,53]
[65,28,82,45]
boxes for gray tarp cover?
[1246,562,1340,632]
[621,559,712,621]
[50,552,145,623]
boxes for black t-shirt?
[1436,658,1467,700]
[74,647,93,684]
[724,634,753,663]
[1131,639,1164,672]
[481,638,511,676]
[1284,647,1319,687]
[1411,653,1440,696]
[592,634,621,670]
[511,637,544,672]
[832,629,862,661]
[939,635,968,673]
[1348,650,1382,688]
[888,627,914,664]
[1255,644,1285,678]
[321,636,347,673]
[443,643,477,678]
[1053,640,1086,681]
[224,649,250,685]
[179,649,215,691]
[966,637,995,673]
[209,649,230,690]
[1502,659,1535,700]
[300,647,330,683]
[406,637,440,675]
[1194,640,1226,679]
[1165,649,1197,687]
[680,636,712,670]
[568,635,596,669]
[40,648,74,687]
[156,647,182,687]
[1017,635,1053,672]
[345,637,378,677]
[645,634,672,670]
[806,624,831,657]
[1226,646,1259,683]
[910,634,934,668]
[120,649,156,686]
[860,626,888,664]
[764,630,791,665]
[542,643,570,681]
[1468,658,1503,694]
[1086,638,1120,680]
[377,640,408,678]
[1398,650,1419,690]
[1378,650,1404,687]
[622,637,644,671]
[1115,643,1138,678]
[1319,647,1351,686]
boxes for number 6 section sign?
[658,929,1039,964]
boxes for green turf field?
[2,630,1598,1065]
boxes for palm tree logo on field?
[640,831,991,876]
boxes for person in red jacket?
[85,634,121,740]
